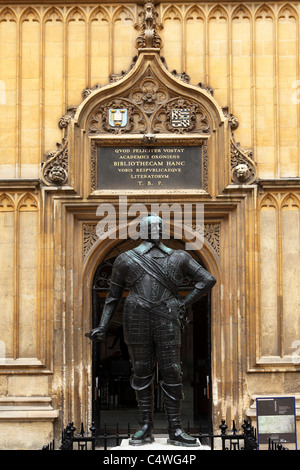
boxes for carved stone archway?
[88,231,218,431]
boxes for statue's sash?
[126,249,178,298]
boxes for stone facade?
[0,1,299,449]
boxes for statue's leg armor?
[127,345,156,445]
[161,382,199,446]
[129,372,155,445]
[123,303,156,444]
[156,326,199,447]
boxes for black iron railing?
[43,418,261,451]
[216,419,258,450]
[268,438,289,451]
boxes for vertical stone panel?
[18,194,38,358]
[278,7,298,177]
[0,9,17,178]
[281,195,300,355]
[255,6,275,178]
[20,9,40,178]
[90,7,110,85]
[0,194,15,358]
[161,6,183,73]
[43,8,64,154]
[231,6,252,149]
[67,7,87,106]
[259,196,278,356]
[112,7,136,76]
[185,6,205,84]
[208,6,228,106]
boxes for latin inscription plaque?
[96,146,203,190]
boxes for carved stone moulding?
[230,137,256,185]
[129,76,168,115]
[41,107,77,186]
[83,221,220,259]
[222,107,256,185]
[86,66,211,137]
[135,0,162,50]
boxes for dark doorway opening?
[91,243,212,435]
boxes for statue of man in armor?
[87,214,216,447]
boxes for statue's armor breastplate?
[134,249,170,301]
[119,244,209,304]
[167,251,187,286]
[123,255,145,286]
[125,247,170,301]
[98,242,216,337]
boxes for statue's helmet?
[139,213,163,240]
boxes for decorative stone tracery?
[83,221,220,258]
[41,107,77,186]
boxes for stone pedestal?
[111,437,210,450]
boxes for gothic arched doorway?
[91,238,212,435]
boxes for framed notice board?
[256,397,297,450]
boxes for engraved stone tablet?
[96,146,203,190]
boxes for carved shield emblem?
[171,108,190,128]
[109,108,127,128]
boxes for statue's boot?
[162,382,199,447]
[129,375,154,446]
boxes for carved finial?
[136,0,162,50]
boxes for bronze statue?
[87,214,216,447]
